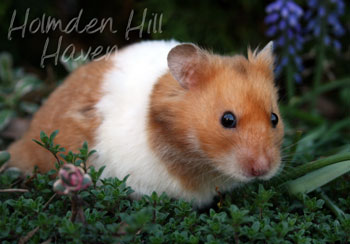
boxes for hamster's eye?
[221,112,237,128]
[271,112,279,128]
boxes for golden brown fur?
[8,58,111,173]
[148,48,284,192]
[8,42,283,200]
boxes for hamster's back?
[7,40,179,174]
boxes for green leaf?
[32,139,44,147]
[75,159,83,166]
[97,165,106,177]
[0,151,10,167]
[19,101,39,114]
[340,86,350,107]
[82,174,92,187]
[40,131,49,145]
[13,75,42,100]
[49,130,59,142]
[0,109,14,131]
[284,160,350,195]
[88,150,96,157]
[82,141,88,150]
[0,52,13,83]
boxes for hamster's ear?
[167,43,207,89]
[248,41,274,71]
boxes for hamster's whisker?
[280,135,314,153]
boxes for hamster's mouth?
[214,164,254,183]
[233,173,274,183]
[212,156,281,183]
[225,172,255,183]
[220,168,277,183]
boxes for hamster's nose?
[248,157,271,177]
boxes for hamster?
[7,40,284,207]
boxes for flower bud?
[53,164,92,194]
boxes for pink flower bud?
[54,164,92,194]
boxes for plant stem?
[0,189,28,193]
[286,62,295,102]
[294,78,350,106]
[71,193,86,223]
[43,193,57,210]
[19,226,40,244]
[268,152,350,186]
[50,150,61,168]
[318,190,346,220]
[312,17,326,110]
[290,153,350,178]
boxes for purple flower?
[286,1,303,16]
[266,1,284,13]
[333,40,341,51]
[265,13,279,24]
[318,7,326,17]
[265,0,304,81]
[305,0,346,50]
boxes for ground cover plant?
[0,0,349,243]
[0,129,349,243]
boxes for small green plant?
[1,129,350,243]
[33,130,101,223]
[32,130,65,170]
